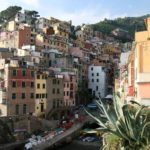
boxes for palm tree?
[85,96,150,150]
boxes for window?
[102,67,105,71]
[70,83,73,89]
[64,92,65,96]
[30,93,34,99]
[96,86,98,91]
[67,83,69,87]
[31,82,34,88]
[12,93,16,99]
[97,73,99,76]
[92,79,94,82]
[23,104,27,114]
[42,94,45,98]
[57,89,60,94]
[12,69,17,76]
[53,79,56,84]
[22,82,26,88]
[70,76,73,82]
[52,88,55,94]
[57,100,59,108]
[36,94,39,98]
[37,84,40,89]
[12,81,16,87]
[57,80,60,84]
[22,93,25,99]
[92,73,94,76]
[43,84,45,89]
[22,70,26,76]
[70,91,73,98]
[42,75,45,79]
[91,67,93,71]
[37,75,40,79]
[31,71,34,77]
[15,105,19,115]
[67,91,69,96]
[97,79,99,82]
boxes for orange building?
[134,17,150,105]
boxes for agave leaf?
[116,121,131,141]
[96,100,116,129]
[122,105,137,140]
[84,108,107,128]
[141,121,150,138]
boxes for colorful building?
[46,74,64,111]
[35,71,48,116]
[0,59,35,116]
[0,24,31,49]
[63,72,77,106]
[134,18,150,105]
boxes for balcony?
[137,73,150,83]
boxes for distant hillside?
[91,15,150,42]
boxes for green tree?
[0,6,22,22]
[24,10,39,24]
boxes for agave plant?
[85,96,150,150]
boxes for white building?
[15,12,26,23]
[88,65,107,98]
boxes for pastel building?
[0,24,31,49]
[127,50,134,100]
[35,71,48,116]
[0,59,35,116]
[134,18,150,105]
[46,74,64,111]
[63,72,77,107]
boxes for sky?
[0,0,150,25]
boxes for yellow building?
[36,34,50,50]
[35,71,48,116]
[53,23,69,39]
[134,17,150,105]
[7,21,19,31]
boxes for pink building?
[63,73,77,107]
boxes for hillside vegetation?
[91,15,150,41]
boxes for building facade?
[0,63,35,116]
[134,18,150,105]
[88,65,107,99]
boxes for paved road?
[32,122,84,150]
[52,141,100,150]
